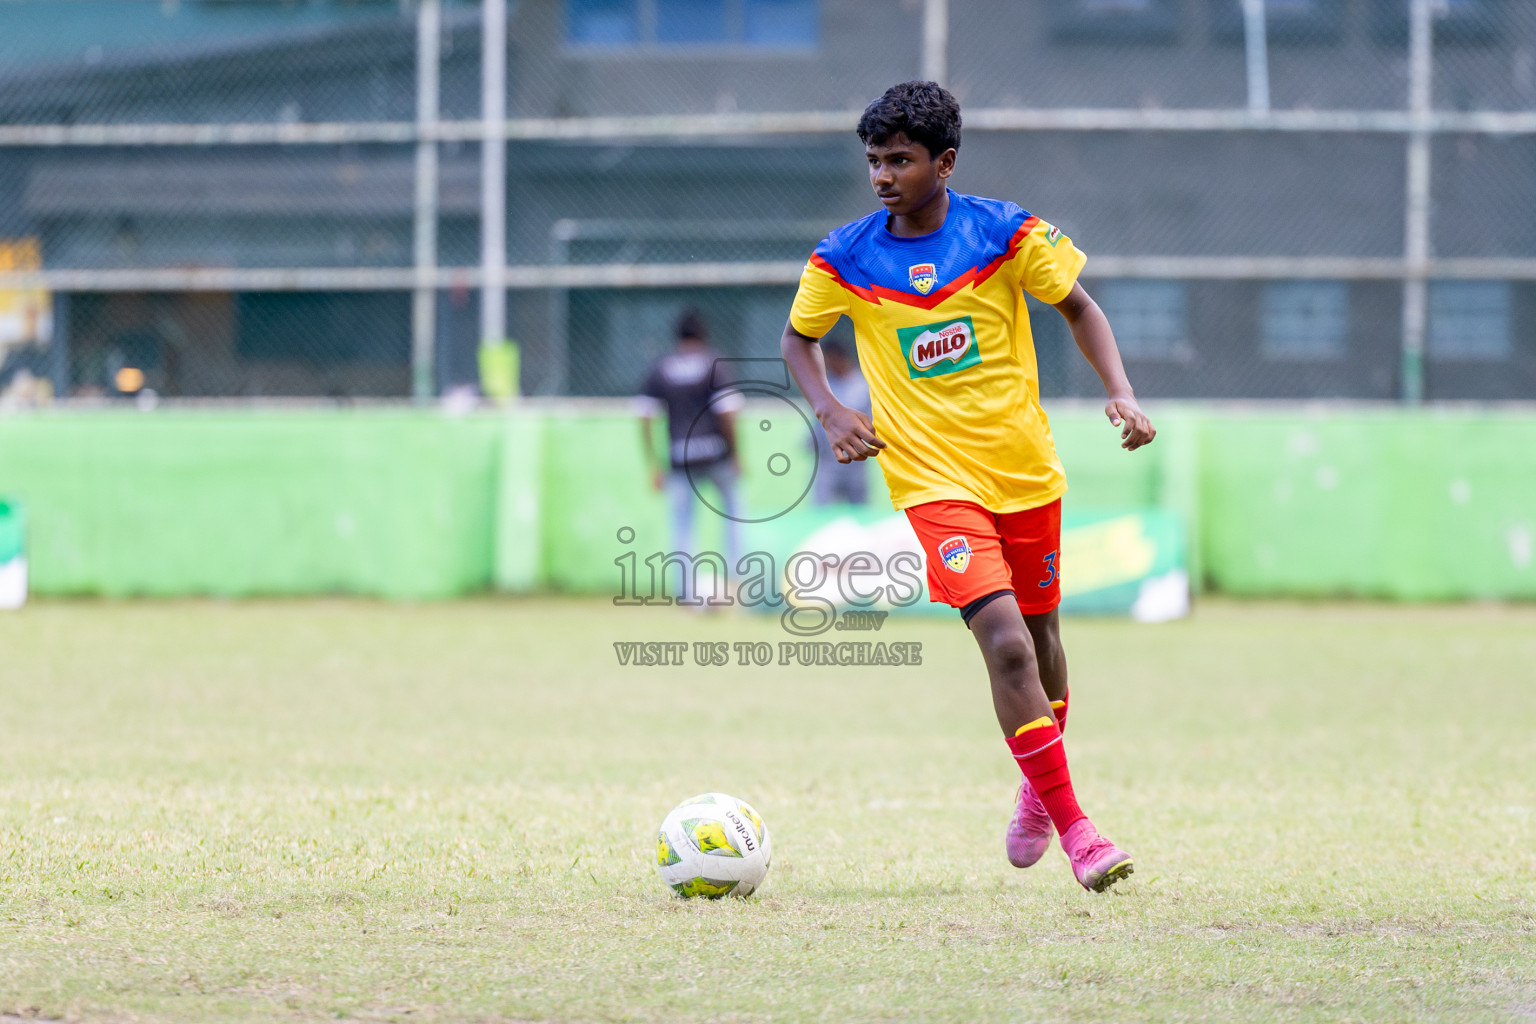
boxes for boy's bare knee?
[998,639,1036,680]
[980,627,1036,680]
[969,598,1040,681]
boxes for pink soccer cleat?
[1005,781,1054,868]
[1060,819,1135,892]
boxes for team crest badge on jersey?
[938,535,972,573]
[907,262,937,295]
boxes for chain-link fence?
[0,0,1531,405]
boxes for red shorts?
[903,498,1062,616]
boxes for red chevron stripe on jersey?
[809,217,1039,310]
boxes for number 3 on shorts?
[1039,550,1059,588]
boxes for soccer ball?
[654,792,772,898]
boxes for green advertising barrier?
[1200,411,1536,600]
[0,497,22,563]
[493,412,545,592]
[2,406,1534,603]
[0,496,25,609]
[537,404,1195,598]
[0,412,500,599]
[704,503,1189,623]
[1059,509,1187,618]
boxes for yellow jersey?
[789,190,1086,513]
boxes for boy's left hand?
[1105,396,1155,451]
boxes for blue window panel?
[568,0,640,45]
[1428,281,1511,361]
[1209,0,1343,43]
[656,0,731,43]
[237,293,410,366]
[1261,281,1349,361]
[743,0,818,46]
[1371,0,1499,42]
[1096,280,1191,361]
[1050,0,1180,42]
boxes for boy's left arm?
[1052,282,1156,451]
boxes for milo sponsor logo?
[896,315,982,379]
[910,323,971,369]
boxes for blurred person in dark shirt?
[812,337,872,506]
[637,310,743,596]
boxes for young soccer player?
[780,81,1156,892]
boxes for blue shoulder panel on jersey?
[811,193,1032,298]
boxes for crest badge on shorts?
[938,535,972,573]
[908,262,937,295]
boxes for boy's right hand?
[818,404,886,463]
[1105,395,1156,451]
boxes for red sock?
[1005,722,1086,835]
[1052,687,1069,733]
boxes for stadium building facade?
[0,0,1532,401]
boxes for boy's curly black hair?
[856,81,962,157]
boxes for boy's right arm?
[1051,283,1156,451]
[780,321,886,464]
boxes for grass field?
[1,598,1534,1023]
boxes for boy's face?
[865,133,955,217]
